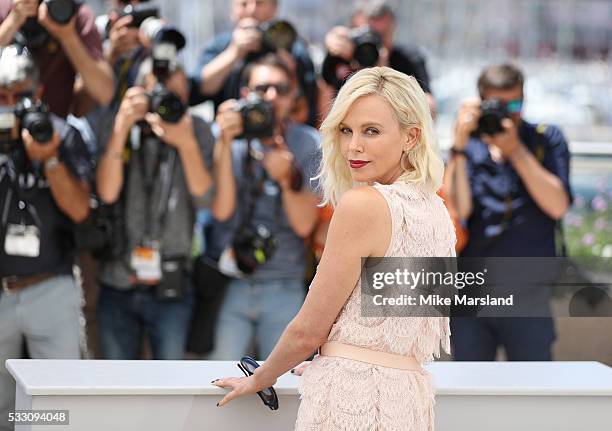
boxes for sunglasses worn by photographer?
[237,356,279,410]
[500,98,523,114]
[253,83,291,96]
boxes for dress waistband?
[319,341,422,371]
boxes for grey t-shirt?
[206,122,321,281]
[97,115,214,289]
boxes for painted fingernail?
[216,402,220,407]
[290,369,295,374]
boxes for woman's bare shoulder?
[329,186,391,256]
[334,186,388,219]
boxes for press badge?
[4,224,41,257]
[218,246,243,278]
[130,244,162,282]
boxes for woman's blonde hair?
[317,66,444,206]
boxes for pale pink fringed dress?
[295,181,457,431]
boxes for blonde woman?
[213,66,456,430]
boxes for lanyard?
[0,158,43,235]
[133,129,177,244]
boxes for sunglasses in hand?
[237,356,279,411]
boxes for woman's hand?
[212,372,276,407]
[291,361,310,376]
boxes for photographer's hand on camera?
[106,13,141,65]
[145,111,195,149]
[209,99,240,221]
[21,128,60,162]
[38,1,75,41]
[40,3,114,107]
[0,0,37,45]
[8,0,37,25]
[20,128,90,222]
[115,86,148,135]
[481,118,523,162]
[144,111,213,199]
[230,18,262,59]
[445,99,480,222]
[324,26,354,61]
[454,99,481,151]
[264,134,317,238]
[216,99,243,145]
[96,87,148,204]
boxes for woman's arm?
[213,186,391,406]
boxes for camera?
[145,23,186,81]
[44,0,81,24]
[103,2,159,38]
[117,3,159,29]
[16,97,54,142]
[14,18,48,48]
[258,20,297,54]
[473,99,510,137]
[75,195,126,260]
[0,98,53,153]
[148,84,186,124]
[142,23,186,123]
[232,224,277,275]
[233,92,274,140]
[351,26,382,68]
[321,26,383,90]
[14,0,81,48]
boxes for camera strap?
[1,158,43,257]
[238,139,282,228]
[135,131,177,246]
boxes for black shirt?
[389,45,431,94]
[322,43,432,94]
[0,116,94,277]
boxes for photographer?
[191,0,318,126]
[321,0,433,112]
[0,0,114,117]
[445,63,573,361]
[95,1,161,106]
[94,41,223,359]
[0,45,92,431]
[204,53,320,360]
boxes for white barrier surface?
[6,359,612,431]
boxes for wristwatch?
[450,147,467,157]
[44,155,61,171]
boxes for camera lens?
[352,27,382,67]
[475,99,509,136]
[45,0,78,25]
[235,93,274,140]
[23,112,54,143]
[261,20,297,52]
[354,43,379,68]
[149,86,186,124]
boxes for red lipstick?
[349,160,370,169]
